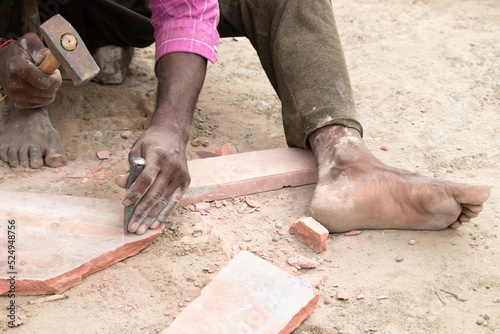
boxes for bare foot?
[308,125,490,232]
[0,99,67,168]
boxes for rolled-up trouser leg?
[218,0,363,148]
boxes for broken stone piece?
[337,292,349,300]
[163,251,319,334]
[287,253,320,269]
[97,150,112,160]
[0,191,162,295]
[289,217,329,253]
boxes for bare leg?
[309,125,491,232]
[0,99,67,168]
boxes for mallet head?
[40,14,100,85]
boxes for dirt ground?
[1,0,499,333]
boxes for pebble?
[275,222,283,229]
[92,131,103,140]
[484,314,490,321]
[408,239,416,245]
[272,237,278,242]
[493,297,500,303]
[396,255,404,262]
[121,130,132,139]
[446,168,454,173]
[476,319,483,325]
[243,235,253,242]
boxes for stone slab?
[0,191,162,295]
[163,251,320,334]
[182,148,317,205]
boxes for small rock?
[243,235,253,242]
[377,296,388,300]
[446,168,454,173]
[408,239,416,245]
[121,130,132,139]
[337,292,349,300]
[484,314,490,321]
[272,237,278,242]
[244,197,261,208]
[287,253,320,269]
[97,150,112,160]
[194,202,210,212]
[356,294,364,300]
[380,146,388,151]
[275,222,284,229]
[396,255,404,262]
[476,319,483,325]
[92,131,103,140]
[238,202,248,213]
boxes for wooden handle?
[39,52,60,75]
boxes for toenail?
[123,199,133,207]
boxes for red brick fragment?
[97,150,112,159]
[380,146,388,151]
[337,292,349,300]
[213,143,237,156]
[244,197,261,208]
[289,217,329,253]
[287,253,320,269]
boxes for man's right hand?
[0,33,61,109]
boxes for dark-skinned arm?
[120,52,207,234]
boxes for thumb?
[115,174,129,189]
[17,32,50,65]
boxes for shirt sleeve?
[149,0,220,66]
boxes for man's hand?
[0,33,61,109]
[117,52,207,235]
[119,125,191,234]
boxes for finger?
[17,32,50,65]
[122,163,160,206]
[29,146,43,169]
[115,174,128,188]
[129,172,173,232]
[152,185,188,226]
[21,62,61,91]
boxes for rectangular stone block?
[163,251,319,334]
[182,148,317,205]
[289,217,329,253]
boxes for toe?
[0,144,9,163]
[449,220,462,229]
[45,149,67,167]
[29,146,43,169]
[452,184,491,205]
[462,207,479,219]
[458,213,471,223]
[7,148,19,167]
[19,146,29,168]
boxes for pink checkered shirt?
[149,0,220,66]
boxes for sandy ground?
[1,0,499,333]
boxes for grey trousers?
[1,0,363,148]
[218,0,363,147]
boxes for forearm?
[151,52,207,143]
